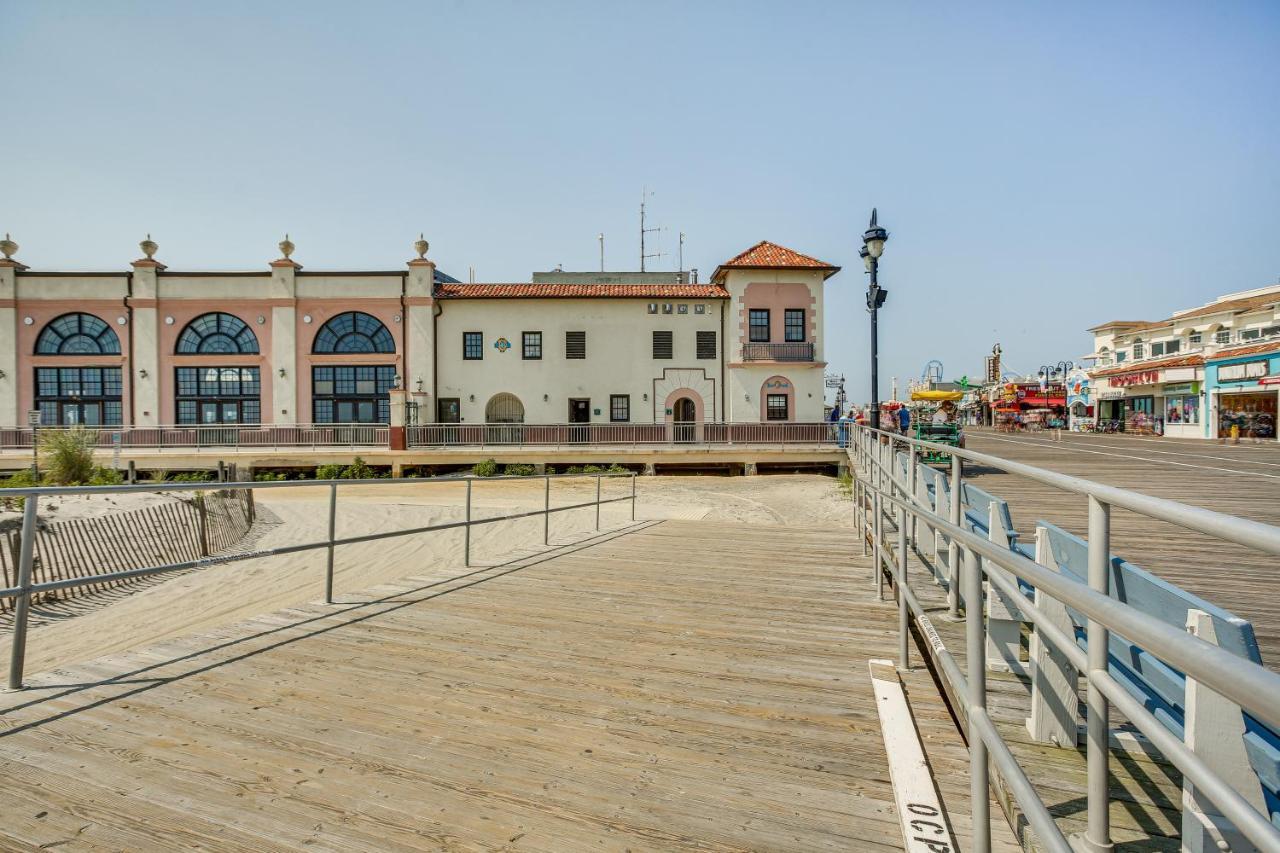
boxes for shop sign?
[1162,382,1199,395]
[1110,369,1160,387]
[1097,389,1128,400]
[764,379,791,389]
[1260,375,1280,386]
[1217,360,1267,382]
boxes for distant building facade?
[1086,284,1280,439]
[0,236,839,429]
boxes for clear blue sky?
[4,1,1278,402]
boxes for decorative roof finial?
[414,233,429,260]
[0,233,17,260]
[868,208,878,228]
[279,234,295,259]
[140,233,158,260]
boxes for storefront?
[1206,347,1280,441]
[1160,381,1203,438]
[1065,368,1093,431]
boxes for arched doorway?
[485,393,525,445]
[485,393,525,423]
[673,397,697,443]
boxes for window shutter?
[566,331,586,359]
[652,331,673,359]
[696,330,716,359]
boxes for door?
[436,398,460,445]
[569,399,590,443]
[673,397,696,443]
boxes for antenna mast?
[597,233,604,272]
[640,187,663,271]
[678,231,685,273]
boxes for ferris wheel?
[921,360,944,384]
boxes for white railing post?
[897,492,909,670]
[1083,496,1113,852]
[595,474,601,531]
[965,542,991,853]
[544,474,550,545]
[948,452,962,619]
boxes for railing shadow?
[0,519,662,736]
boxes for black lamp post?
[862,209,889,430]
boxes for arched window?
[485,393,525,423]
[35,313,121,355]
[312,312,395,354]
[176,313,259,354]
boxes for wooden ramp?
[0,519,1015,852]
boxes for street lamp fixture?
[862,209,889,430]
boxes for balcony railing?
[0,422,845,451]
[0,423,389,451]
[742,342,815,362]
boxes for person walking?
[897,405,911,436]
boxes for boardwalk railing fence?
[0,422,842,452]
[0,423,388,451]
[0,490,254,613]
[0,470,637,691]
[851,424,1280,853]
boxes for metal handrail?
[851,424,1280,852]
[0,423,389,451]
[0,471,638,691]
[406,421,841,448]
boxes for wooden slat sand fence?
[0,489,254,611]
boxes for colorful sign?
[1162,382,1199,395]
[1110,369,1160,387]
[764,378,791,390]
[1217,360,1268,382]
[493,337,511,353]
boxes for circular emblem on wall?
[494,337,511,352]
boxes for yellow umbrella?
[910,390,965,402]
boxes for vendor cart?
[910,390,965,467]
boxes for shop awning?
[910,390,965,402]
[1021,396,1065,407]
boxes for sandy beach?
[0,474,852,680]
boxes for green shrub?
[503,463,536,476]
[564,465,583,475]
[254,471,287,481]
[341,457,375,480]
[167,471,215,482]
[606,463,628,474]
[582,464,603,474]
[88,467,124,486]
[38,426,98,485]
[545,465,556,475]
[472,458,499,477]
[0,468,39,509]
[316,463,344,480]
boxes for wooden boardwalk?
[0,519,1016,852]
[962,429,1280,666]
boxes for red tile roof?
[434,282,729,299]
[1090,353,1204,378]
[711,241,840,281]
[1207,340,1280,361]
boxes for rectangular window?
[1215,329,1231,344]
[784,309,805,342]
[749,309,770,342]
[610,394,630,422]
[696,330,716,360]
[35,367,123,426]
[463,332,483,360]
[1150,341,1165,357]
[175,367,261,425]
[311,365,395,424]
[1116,351,1128,363]
[652,330,673,359]
[766,394,789,421]
[566,331,586,359]
[522,331,542,360]
[1189,333,1202,345]
[1133,342,1145,359]
[1165,339,1181,354]
[1165,395,1200,425]
[1241,328,1261,341]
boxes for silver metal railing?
[0,423,389,451]
[0,470,638,691]
[850,424,1280,853]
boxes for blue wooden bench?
[1033,521,1280,838]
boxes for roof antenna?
[678,231,685,275]
[640,187,664,271]
[598,233,604,272]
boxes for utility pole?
[678,231,685,273]
[598,233,604,272]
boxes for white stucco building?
[0,235,840,432]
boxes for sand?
[0,474,852,679]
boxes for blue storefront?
[1205,345,1280,440]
